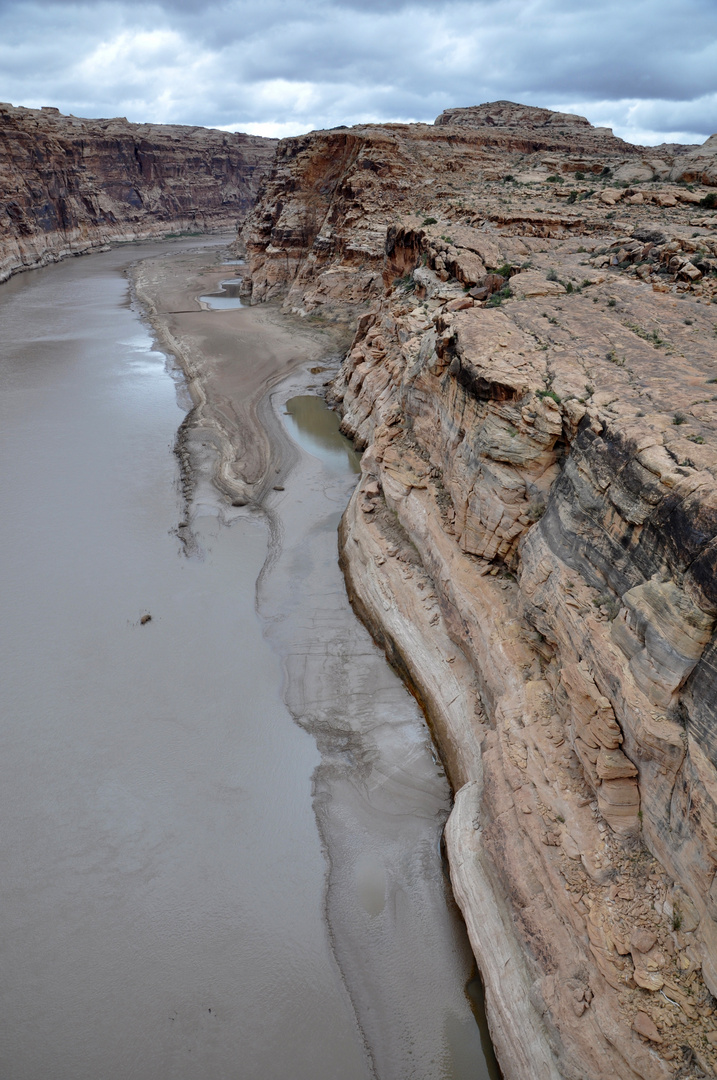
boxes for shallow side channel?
[260,381,499,1080]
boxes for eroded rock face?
[243,102,717,1079]
[672,135,717,187]
[0,103,277,281]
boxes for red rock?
[632,1011,662,1043]
[630,929,657,954]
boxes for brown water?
[0,244,498,1079]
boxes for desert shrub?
[487,285,513,307]
[537,388,562,404]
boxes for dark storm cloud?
[0,0,715,143]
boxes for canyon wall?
[0,103,276,282]
[241,103,717,1079]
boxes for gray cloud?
[0,0,715,143]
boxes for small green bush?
[487,285,513,307]
[537,388,562,404]
[592,591,620,620]
[423,216,438,225]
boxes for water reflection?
[199,278,244,310]
[283,395,361,474]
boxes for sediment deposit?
[240,102,717,1079]
[0,104,276,282]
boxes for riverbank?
[131,242,351,510]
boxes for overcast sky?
[1,0,715,145]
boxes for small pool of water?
[199,278,244,310]
[283,395,361,475]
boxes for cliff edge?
[241,102,717,1079]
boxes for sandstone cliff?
[0,103,276,282]
[241,103,717,1079]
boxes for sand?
[131,240,348,505]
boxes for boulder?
[510,271,566,298]
[632,1011,662,1043]
[630,929,657,954]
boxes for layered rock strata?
[0,103,276,281]
[242,103,717,1079]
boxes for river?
[0,241,497,1079]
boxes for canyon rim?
[4,99,717,1079]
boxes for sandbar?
[131,241,350,505]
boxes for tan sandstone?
[239,100,717,1080]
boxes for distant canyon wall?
[0,103,277,282]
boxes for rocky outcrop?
[240,101,714,323]
[239,104,652,320]
[0,103,276,282]
[671,135,717,187]
[242,102,717,1079]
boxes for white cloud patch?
[0,0,714,144]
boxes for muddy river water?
[0,243,497,1079]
